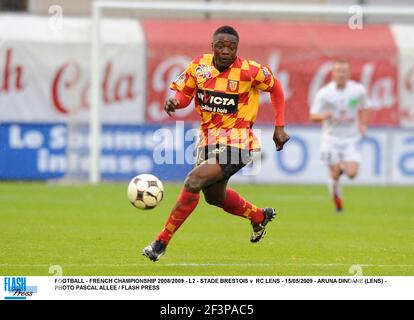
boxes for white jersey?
[310,80,369,139]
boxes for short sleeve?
[250,61,275,92]
[359,85,371,109]
[170,62,197,99]
[310,89,326,115]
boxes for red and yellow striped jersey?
[170,54,276,150]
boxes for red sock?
[156,188,200,245]
[222,188,264,224]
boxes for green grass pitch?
[0,182,413,276]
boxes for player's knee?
[331,171,341,180]
[348,171,358,179]
[332,173,341,180]
[184,173,204,193]
[346,167,359,179]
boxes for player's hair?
[333,58,350,65]
[213,25,239,41]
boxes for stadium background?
[1,0,413,184]
[0,0,413,277]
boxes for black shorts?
[196,144,252,180]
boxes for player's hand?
[164,98,180,117]
[324,112,333,121]
[273,126,290,151]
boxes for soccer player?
[310,59,369,212]
[143,26,289,261]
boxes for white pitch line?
[165,263,414,268]
[1,263,414,268]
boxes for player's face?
[212,33,238,71]
[332,62,350,88]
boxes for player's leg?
[343,139,361,179]
[202,179,228,207]
[202,147,276,242]
[322,137,344,212]
[158,161,223,241]
[143,160,223,261]
[328,138,361,213]
[202,180,268,224]
[328,164,344,212]
[343,161,359,179]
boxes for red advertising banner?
[0,16,147,124]
[142,20,399,126]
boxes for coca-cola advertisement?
[0,16,146,124]
[1,17,413,127]
[0,15,413,183]
[142,20,408,127]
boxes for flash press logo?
[4,277,37,300]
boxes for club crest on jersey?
[174,72,186,85]
[228,80,238,92]
[262,66,270,80]
[348,98,360,108]
[195,64,213,81]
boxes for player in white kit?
[310,60,369,212]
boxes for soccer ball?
[127,174,164,209]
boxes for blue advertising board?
[0,123,195,181]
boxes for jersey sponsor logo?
[348,97,360,108]
[196,90,239,114]
[262,66,270,80]
[211,146,227,154]
[174,72,186,85]
[195,64,213,81]
[228,80,238,92]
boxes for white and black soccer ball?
[127,174,164,209]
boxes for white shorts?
[320,135,361,166]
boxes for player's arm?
[270,79,290,151]
[164,92,192,117]
[309,89,331,122]
[253,64,289,151]
[310,112,331,122]
[165,63,197,117]
[358,86,370,136]
[359,109,369,136]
